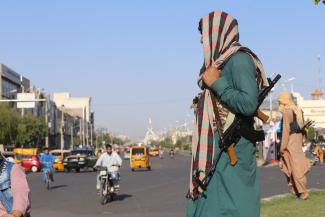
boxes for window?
[132,148,144,155]
[1,78,19,98]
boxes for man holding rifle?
[187,11,271,217]
[278,92,310,200]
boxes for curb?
[262,188,325,201]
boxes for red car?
[20,155,42,173]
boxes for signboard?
[17,93,36,109]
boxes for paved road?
[27,155,325,217]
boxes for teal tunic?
[187,52,260,217]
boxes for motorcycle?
[98,166,120,205]
[158,150,164,159]
[169,150,174,159]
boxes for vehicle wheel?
[46,181,50,190]
[100,184,107,205]
[76,168,80,173]
[131,168,135,172]
[31,166,38,173]
[65,168,71,173]
[147,166,151,171]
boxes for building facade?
[53,92,94,147]
[0,64,30,99]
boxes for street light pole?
[71,126,74,150]
[317,54,321,92]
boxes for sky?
[0,1,324,140]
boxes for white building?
[293,92,325,129]
[53,92,94,146]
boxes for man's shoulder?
[229,51,254,65]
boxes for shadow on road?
[50,185,68,190]
[115,194,132,201]
[131,170,153,173]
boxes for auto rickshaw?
[149,146,159,157]
[13,148,38,164]
[50,149,71,171]
[130,145,151,171]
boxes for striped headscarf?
[188,11,267,199]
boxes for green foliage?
[0,104,47,148]
[314,0,325,5]
[96,132,130,147]
[306,126,316,141]
[156,135,192,150]
[261,190,325,217]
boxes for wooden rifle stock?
[256,109,269,123]
[227,144,237,166]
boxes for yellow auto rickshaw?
[13,148,38,164]
[130,145,151,171]
[50,149,71,171]
[149,146,159,157]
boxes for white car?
[124,150,130,160]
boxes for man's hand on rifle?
[201,66,221,87]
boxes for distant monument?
[143,118,158,146]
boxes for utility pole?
[269,91,273,122]
[60,105,65,151]
[20,75,25,117]
[79,118,82,146]
[70,126,74,150]
[90,123,93,147]
[317,54,322,92]
[45,95,49,148]
[82,107,86,146]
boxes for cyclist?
[39,147,55,186]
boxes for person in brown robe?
[278,92,311,200]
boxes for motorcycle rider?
[169,148,175,159]
[39,147,55,184]
[158,146,164,159]
[95,144,122,193]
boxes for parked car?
[20,155,42,173]
[63,148,97,172]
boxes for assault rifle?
[302,120,315,136]
[191,74,281,198]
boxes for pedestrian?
[187,11,267,217]
[278,91,311,200]
[314,137,324,165]
[0,152,31,217]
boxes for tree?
[96,131,130,148]
[16,114,47,148]
[314,0,325,5]
[0,104,19,146]
[306,126,316,142]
